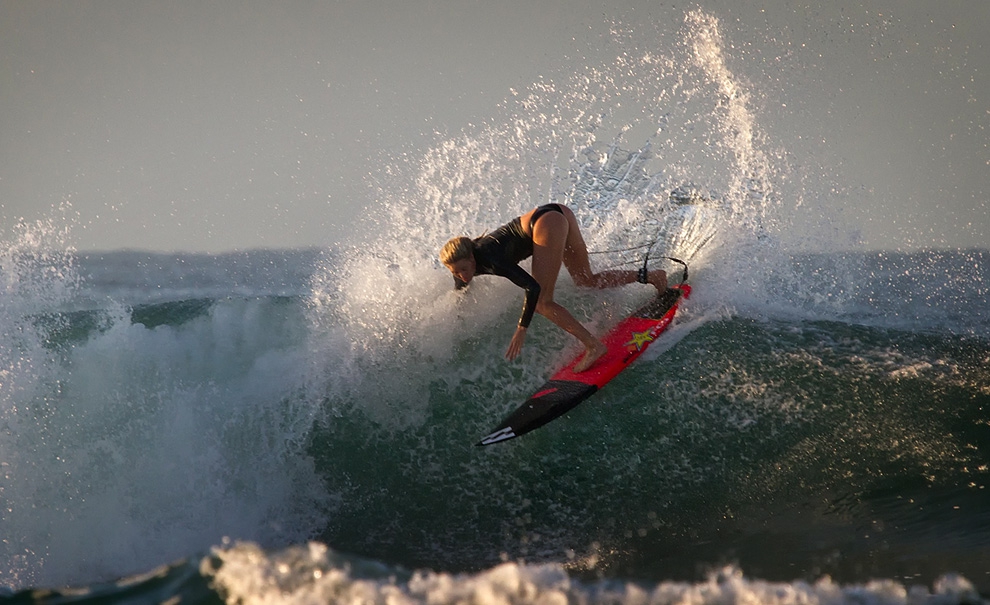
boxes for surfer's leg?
[530,211,608,372]
[558,206,668,291]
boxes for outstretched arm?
[494,262,541,359]
[496,262,542,330]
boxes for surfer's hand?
[506,326,527,361]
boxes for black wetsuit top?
[454,204,564,328]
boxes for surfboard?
[478,283,691,445]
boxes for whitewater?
[2,8,989,605]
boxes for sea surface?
[2,243,988,604]
[2,7,989,605]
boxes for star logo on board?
[625,329,655,351]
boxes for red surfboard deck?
[478,284,690,445]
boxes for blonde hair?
[439,236,474,265]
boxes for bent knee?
[535,299,558,316]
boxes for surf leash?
[638,255,688,285]
[589,235,688,284]
[635,231,688,285]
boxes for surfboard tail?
[477,426,517,446]
[477,380,598,446]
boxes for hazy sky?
[2,1,987,252]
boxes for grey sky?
[2,1,986,252]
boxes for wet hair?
[439,237,474,265]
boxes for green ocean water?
[308,310,990,586]
[2,248,986,605]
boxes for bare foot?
[647,269,668,292]
[573,341,608,373]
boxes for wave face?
[1,7,988,605]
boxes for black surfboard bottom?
[477,380,598,445]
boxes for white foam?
[1,253,335,589]
[205,542,983,605]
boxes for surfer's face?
[446,258,476,284]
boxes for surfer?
[440,203,667,372]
